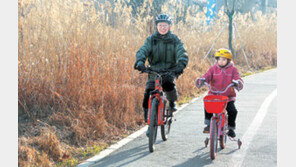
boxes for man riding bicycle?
[134,14,189,135]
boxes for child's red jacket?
[202,62,244,101]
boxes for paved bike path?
[82,69,277,167]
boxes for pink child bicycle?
[198,79,242,160]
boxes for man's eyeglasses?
[157,25,169,28]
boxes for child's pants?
[204,101,238,129]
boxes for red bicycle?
[197,79,242,160]
[143,68,175,152]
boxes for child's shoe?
[203,125,210,133]
[227,129,236,138]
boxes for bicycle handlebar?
[141,68,176,77]
[200,78,235,94]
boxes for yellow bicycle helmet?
[214,48,232,60]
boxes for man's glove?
[174,65,184,76]
[135,63,146,72]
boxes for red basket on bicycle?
[203,95,229,113]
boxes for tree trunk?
[262,0,267,14]
[228,12,234,56]
[225,0,235,56]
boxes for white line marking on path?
[78,125,148,167]
[230,89,277,167]
[77,95,205,167]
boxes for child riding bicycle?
[195,48,243,138]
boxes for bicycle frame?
[146,69,175,126]
[211,110,228,138]
[204,82,232,135]
[199,80,242,159]
[147,77,165,126]
[139,68,176,152]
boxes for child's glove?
[232,80,243,91]
[195,78,206,89]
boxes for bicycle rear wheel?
[161,109,172,141]
[219,126,227,149]
[149,98,158,152]
[210,119,218,160]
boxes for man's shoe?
[169,101,177,112]
[144,108,148,123]
[227,129,236,138]
[203,125,210,133]
[146,127,150,137]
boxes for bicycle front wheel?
[149,98,158,152]
[220,114,228,149]
[210,118,218,160]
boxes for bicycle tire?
[161,110,172,141]
[149,98,158,152]
[210,118,218,160]
[220,113,228,149]
[219,126,227,149]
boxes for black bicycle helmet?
[155,13,172,25]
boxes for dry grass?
[18,0,276,166]
[19,130,57,167]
